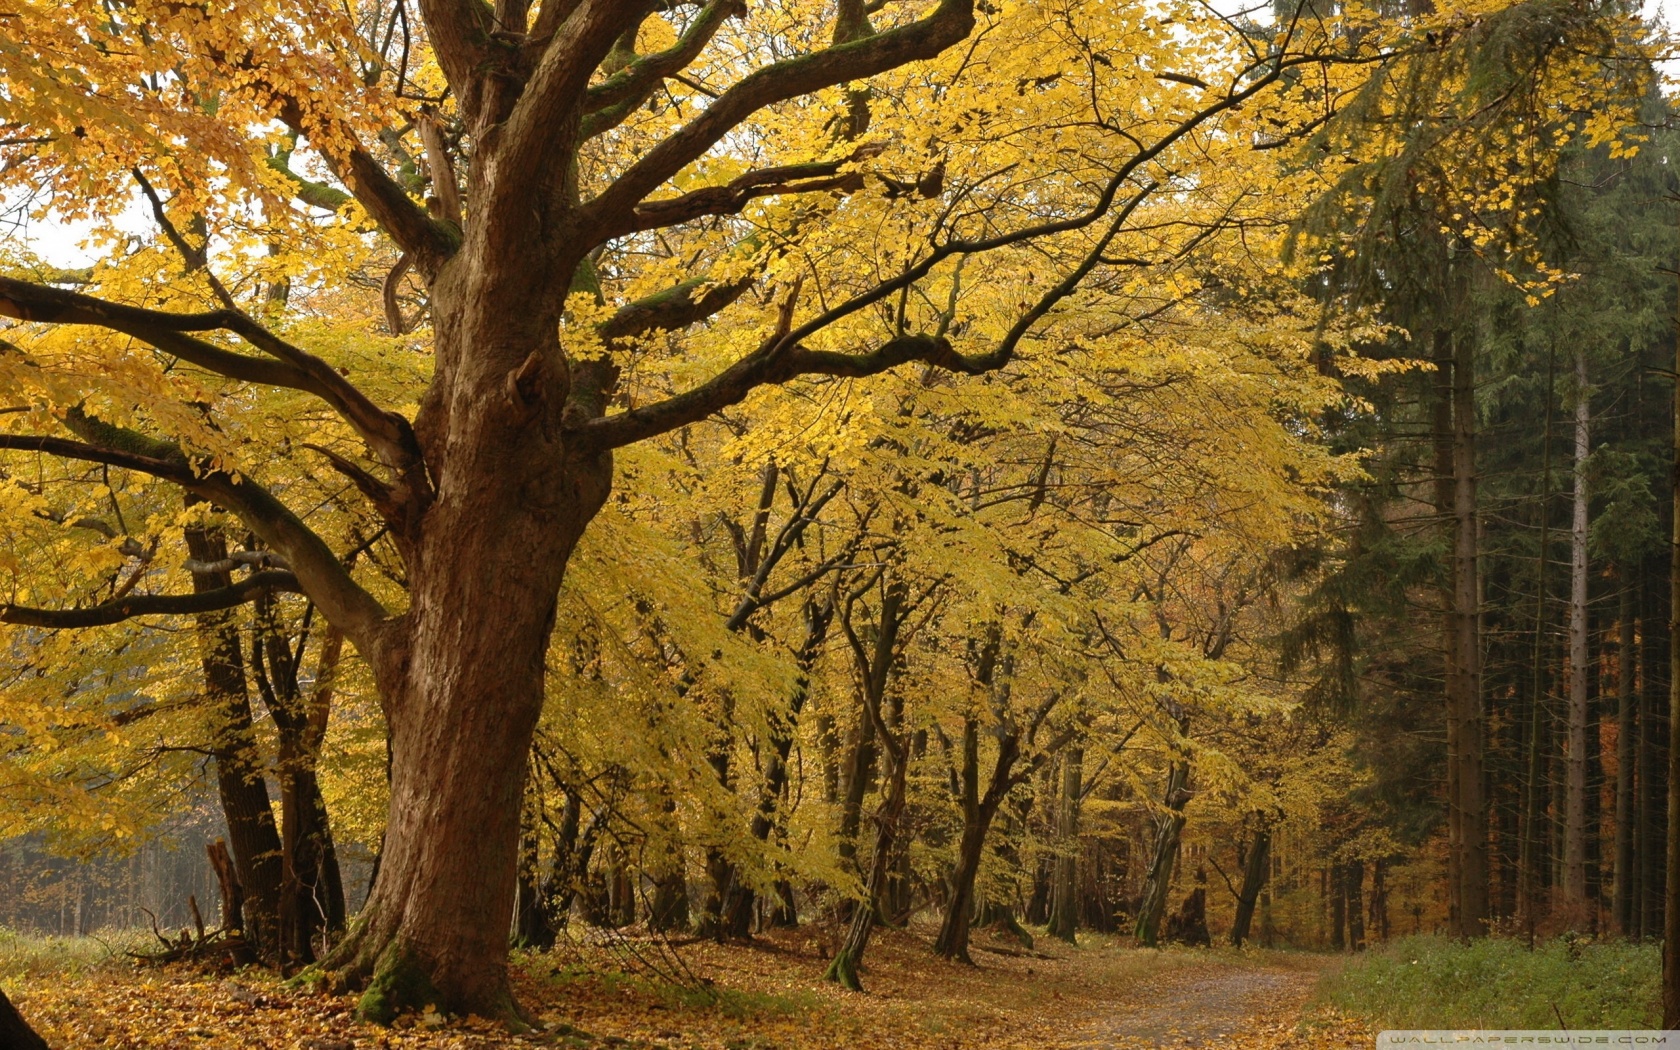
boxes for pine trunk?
[1564,351,1591,911]
[1518,354,1553,941]
[1615,581,1637,935]
[1438,325,1491,934]
[1664,287,1680,1026]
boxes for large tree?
[0,0,1490,1023]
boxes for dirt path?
[1065,964,1321,1048]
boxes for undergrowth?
[1316,934,1659,1030]
[0,927,150,981]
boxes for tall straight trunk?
[1230,829,1271,947]
[185,523,286,964]
[1432,328,1465,934]
[1665,284,1680,1026]
[1047,748,1083,943]
[1615,580,1638,935]
[1444,327,1490,936]
[1564,350,1592,910]
[1519,353,1554,941]
[1135,758,1189,947]
[1641,565,1668,938]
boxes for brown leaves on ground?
[9,925,1363,1050]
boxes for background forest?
[0,0,1676,1042]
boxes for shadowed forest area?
[2,0,1679,1046]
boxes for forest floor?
[4,922,1376,1049]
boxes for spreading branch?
[0,429,392,653]
[0,277,424,477]
[582,0,975,237]
[2,571,302,629]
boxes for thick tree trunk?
[1135,759,1189,948]
[319,281,613,1020]
[1047,748,1083,944]
[185,524,286,965]
[1564,351,1591,912]
[0,987,49,1050]
[1230,829,1271,948]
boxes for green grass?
[1316,935,1660,1030]
[525,955,822,1021]
[0,927,151,981]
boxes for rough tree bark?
[0,987,49,1050]
[1135,756,1190,948]
[1230,828,1272,948]
[1047,748,1083,944]
[185,523,287,965]
[1564,350,1591,912]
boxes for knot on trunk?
[504,350,546,422]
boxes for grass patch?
[525,955,822,1022]
[0,927,149,981]
[1316,935,1659,1030]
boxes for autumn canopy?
[0,0,1670,1038]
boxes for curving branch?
[0,429,392,656]
[0,277,425,478]
[494,3,653,192]
[579,0,745,141]
[610,153,874,239]
[581,0,975,238]
[2,571,302,629]
[596,273,754,344]
[570,40,1382,452]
